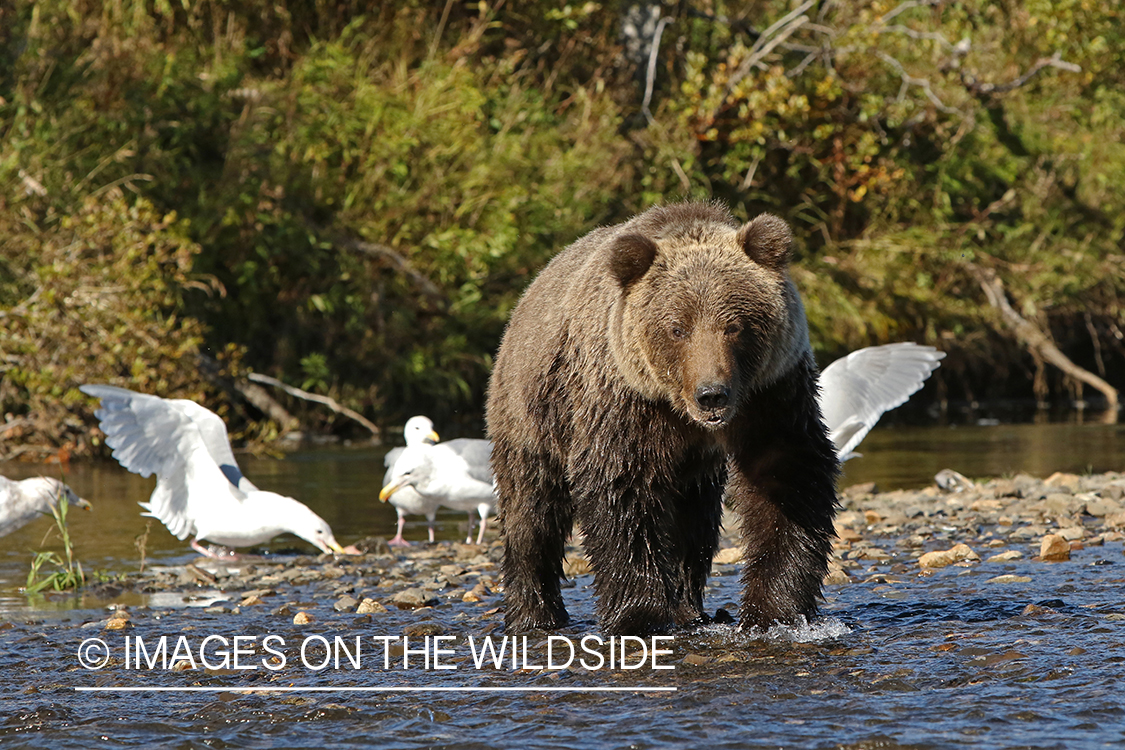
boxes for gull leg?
[388,514,411,547]
[427,515,436,544]
[191,539,228,558]
[476,510,488,546]
[464,511,475,545]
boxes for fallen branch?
[969,264,1118,411]
[196,354,301,435]
[247,372,380,439]
[335,236,445,306]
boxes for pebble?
[713,547,743,565]
[1039,534,1071,562]
[357,598,388,614]
[334,595,358,612]
[988,575,1032,584]
[391,588,433,609]
[986,550,1023,562]
[918,544,979,569]
[293,611,313,625]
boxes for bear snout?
[691,381,733,427]
[694,382,730,411]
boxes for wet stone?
[404,622,444,638]
[713,547,743,565]
[334,595,359,612]
[391,588,433,609]
[293,611,313,625]
[1102,484,1125,501]
[1085,496,1122,517]
[918,544,979,569]
[1039,534,1071,562]
[356,598,388,615]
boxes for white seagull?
[381,416,443,546]
[80,384,349,557]
[0,477,90,538]
[380,424,495,545]
[818,342,945,461]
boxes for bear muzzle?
[692,382,733,428]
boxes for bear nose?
[695,383,730,411]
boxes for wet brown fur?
[487,202,839,635]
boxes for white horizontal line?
[76,686,676,693]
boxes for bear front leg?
[667,474,725,627]
[495,442,573,632]
[727,377,839,630]
[578,484,692,636]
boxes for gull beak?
[75,498,93,511]
[379,480,405,502]
[428,430,440,443]
[327,540,346,554]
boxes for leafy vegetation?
[25,490,85,594]
[1,0,1122,454]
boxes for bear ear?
[609,233,658,289]
[738,213,792,268]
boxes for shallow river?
[2,419,1124,749]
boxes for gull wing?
[818,343,945,461]
[384,447,405,486]
[79,384,256,492]
[165,398,257,492]
[441,438,494,486]
[80,384,246,539]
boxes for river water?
[2,418,1124,748]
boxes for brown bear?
[486,202,838,635]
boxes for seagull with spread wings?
[80,384,350,557]
[818,342,945,461]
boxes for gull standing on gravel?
[80,384,352,557]
[381,416,443,546]
[380,419,495,545]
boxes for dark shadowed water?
[2,419,1124,748]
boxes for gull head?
[28,477,91,513]
[403,416,440,447]
[379,447,436,502]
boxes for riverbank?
[5,470,1125,749]
[13,468,1124,624]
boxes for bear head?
[606,203,811,429]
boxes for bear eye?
[724,322,742,336]
[669,324,687,340]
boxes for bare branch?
[247,372,381,438]
[712,5,813,122]
[642,16,673,124]
[963,52,1081,96]
[876,51,960,114]
[878,0,942,26]
[879,24,955,49]
[739,153,762,192]
[753,0,817,54]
